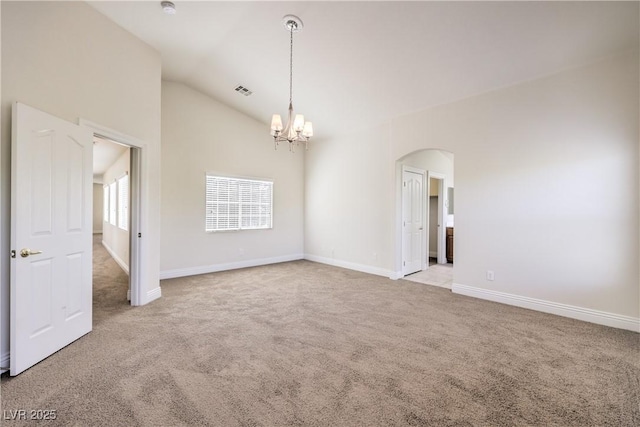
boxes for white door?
[402,169,424,275]
[10,103,93,375]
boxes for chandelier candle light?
[270,15,313,151]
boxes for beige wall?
[305,50,639,327]
[429,178,439,197]
[429,197,438,257]
[160,82,304,277]
[102,149,130,272]
[93,183,104,234]
[1,1,162,363]
[304,123,395,276]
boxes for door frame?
[79,119,145,306]
[401,165,426,277]
[427,171,447,265]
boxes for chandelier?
[270,15,313,151]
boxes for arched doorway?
[395,149,454,288]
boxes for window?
[206,174,273,232]
[109,182,117,226]
[118,174,129,230]
[103,185,109,222]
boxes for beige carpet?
[1,242,638,426]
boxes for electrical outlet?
[486,270,495,281]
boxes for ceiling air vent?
[234,85,253,96]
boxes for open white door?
[402,168,424,276]
[10,103,93,375]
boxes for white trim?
[305,254,396,280]
[79,119,146,148]
[452,283,640,333]
[160,254,304,280]
[427,171,447,265]
[101,240,129,275]
[80,119,147,306]
[145,287,162,304]
[402,165,426,175]
[390,271,403,280]
[129,147,143,306]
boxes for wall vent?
[234,85,253,96]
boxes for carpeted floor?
[1,239,638,426]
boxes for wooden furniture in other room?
[446,227,454,263]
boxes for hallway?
[93,234,130,326]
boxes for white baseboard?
[101,240,129,275]
[159,253,304,280]
[452,283,640,333]
[429,251,437,258]
[0,351,9,373]
[145,286,162,304]
[389,271,404,280]
[304,254,396,280]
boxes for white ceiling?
[88,1,639,140]
[93,135,128,180]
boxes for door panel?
[30,131,54,234]
[10,102,93,375]
[402,170,424,275]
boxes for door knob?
[20,248,43,258]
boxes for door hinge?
[10,250,16,259]
[403,181,406,187]
[138,233,141,238]
[403,261,406,266]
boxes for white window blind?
[103,186,109,222]
[206,175,273,232]
[109,182,117,226]
[118,174,129,231]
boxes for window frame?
[205,173,273,232]
[117,173,129,231]
[108,181,117,226]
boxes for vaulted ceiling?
[89,1,639,140]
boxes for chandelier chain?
[289,25,294,105]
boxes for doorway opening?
[92,136,131,318]
[81,119,144,307]
[395,149,454,288]
[427,172,446,265]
